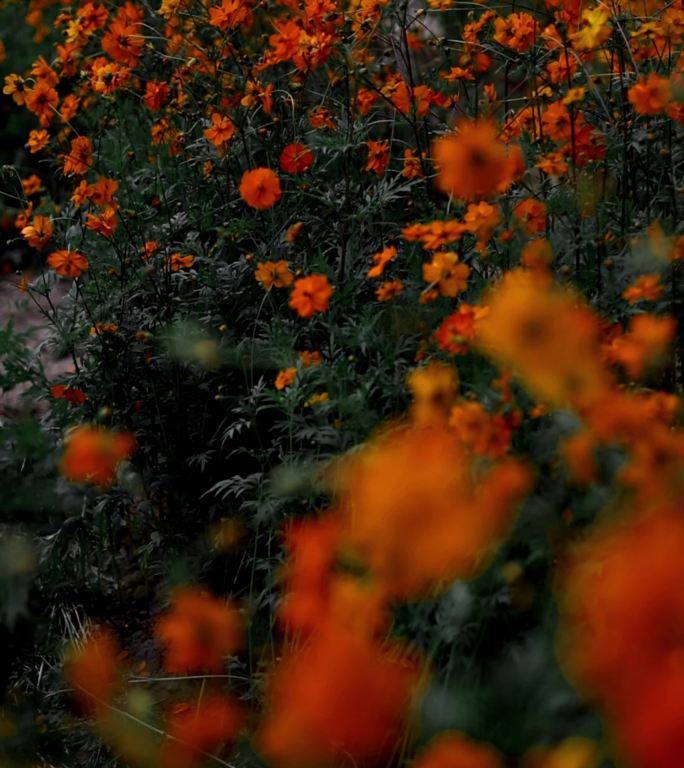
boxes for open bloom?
[628,73,671,115]
[240,167,282,210]
[257,622,420,768]
[255,260,293,290]
[289,274,333,318]
[63,136,93,175]
[155,588,242,674]
[432,119,524,202]
[47,249,89,278]
[21,215,53,249]
[280,143,314,174]
[204,113,236,148]
[60,425,136,487]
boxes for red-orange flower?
[51,383,87,405]
[163,695,244,768]
[366,140,390,175]
[239,167,282,210]
[257,623,420,768]
[155,587,242,673]
[559,508,684,768]
[289,274,333,318]
[280,143,314,174]
[336,423,531,597]
[64,629,121,715]
[60,425,136,487]
[434,304,486,354]
[413,732,503,768]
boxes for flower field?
[0,0,683,766]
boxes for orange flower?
[208,0,251,31]
[376,279,403,302]
[450,401,513,459]
[407,362,459,426]
[257,623,419,768]
[604,314,675,379]
[280,143,314,174]
[165,252,195,272]
[367,246,397,278]
[308,106,336,131]
[365,140,390,175]
[401,148,424,179]
[286,221,304,243]
[60,425,136,487]
[276,516,341,636]
[255,259,294,289]
[24,80,59,125]
[26,128,50,153]
[144,80,170,111]
[432,119,524,202]
[21,175,43,197]
[21,215,53,250]
[204,112,236,149]
[101,6,144,67]
[422,251,470,297]
[402,220,467,251]
[558,508,684,768]
[493,11,537,52]
[63,136,93,176]
[628,73,671,115]
[413,732,503,768]
[3,74,27,106]
[476,269,608,406]
[85,207,117,238]
[299,350,322,367]
[51,383,87,405]
[155,587,242,674]
[64,629,121,715]
[463,201,501,251]
[163,695,244,768]
[513,198,547,234]
[434,304,486,354]
[622,274,663,304]
[275,367,297,390]
[289,274,333,318]
[336,423,530,597]
[240,167,282,210]
[47,249,89,278]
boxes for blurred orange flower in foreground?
[155,587,242,673]
[432,119,524,202]
[336,422,530,597]
[60,425,136,487]
[163,694,245,768]
[64,629,121,715]
[413,731,503,768]
[257,623,420,768]
[559,508,684,768]
[476,269,608,406]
